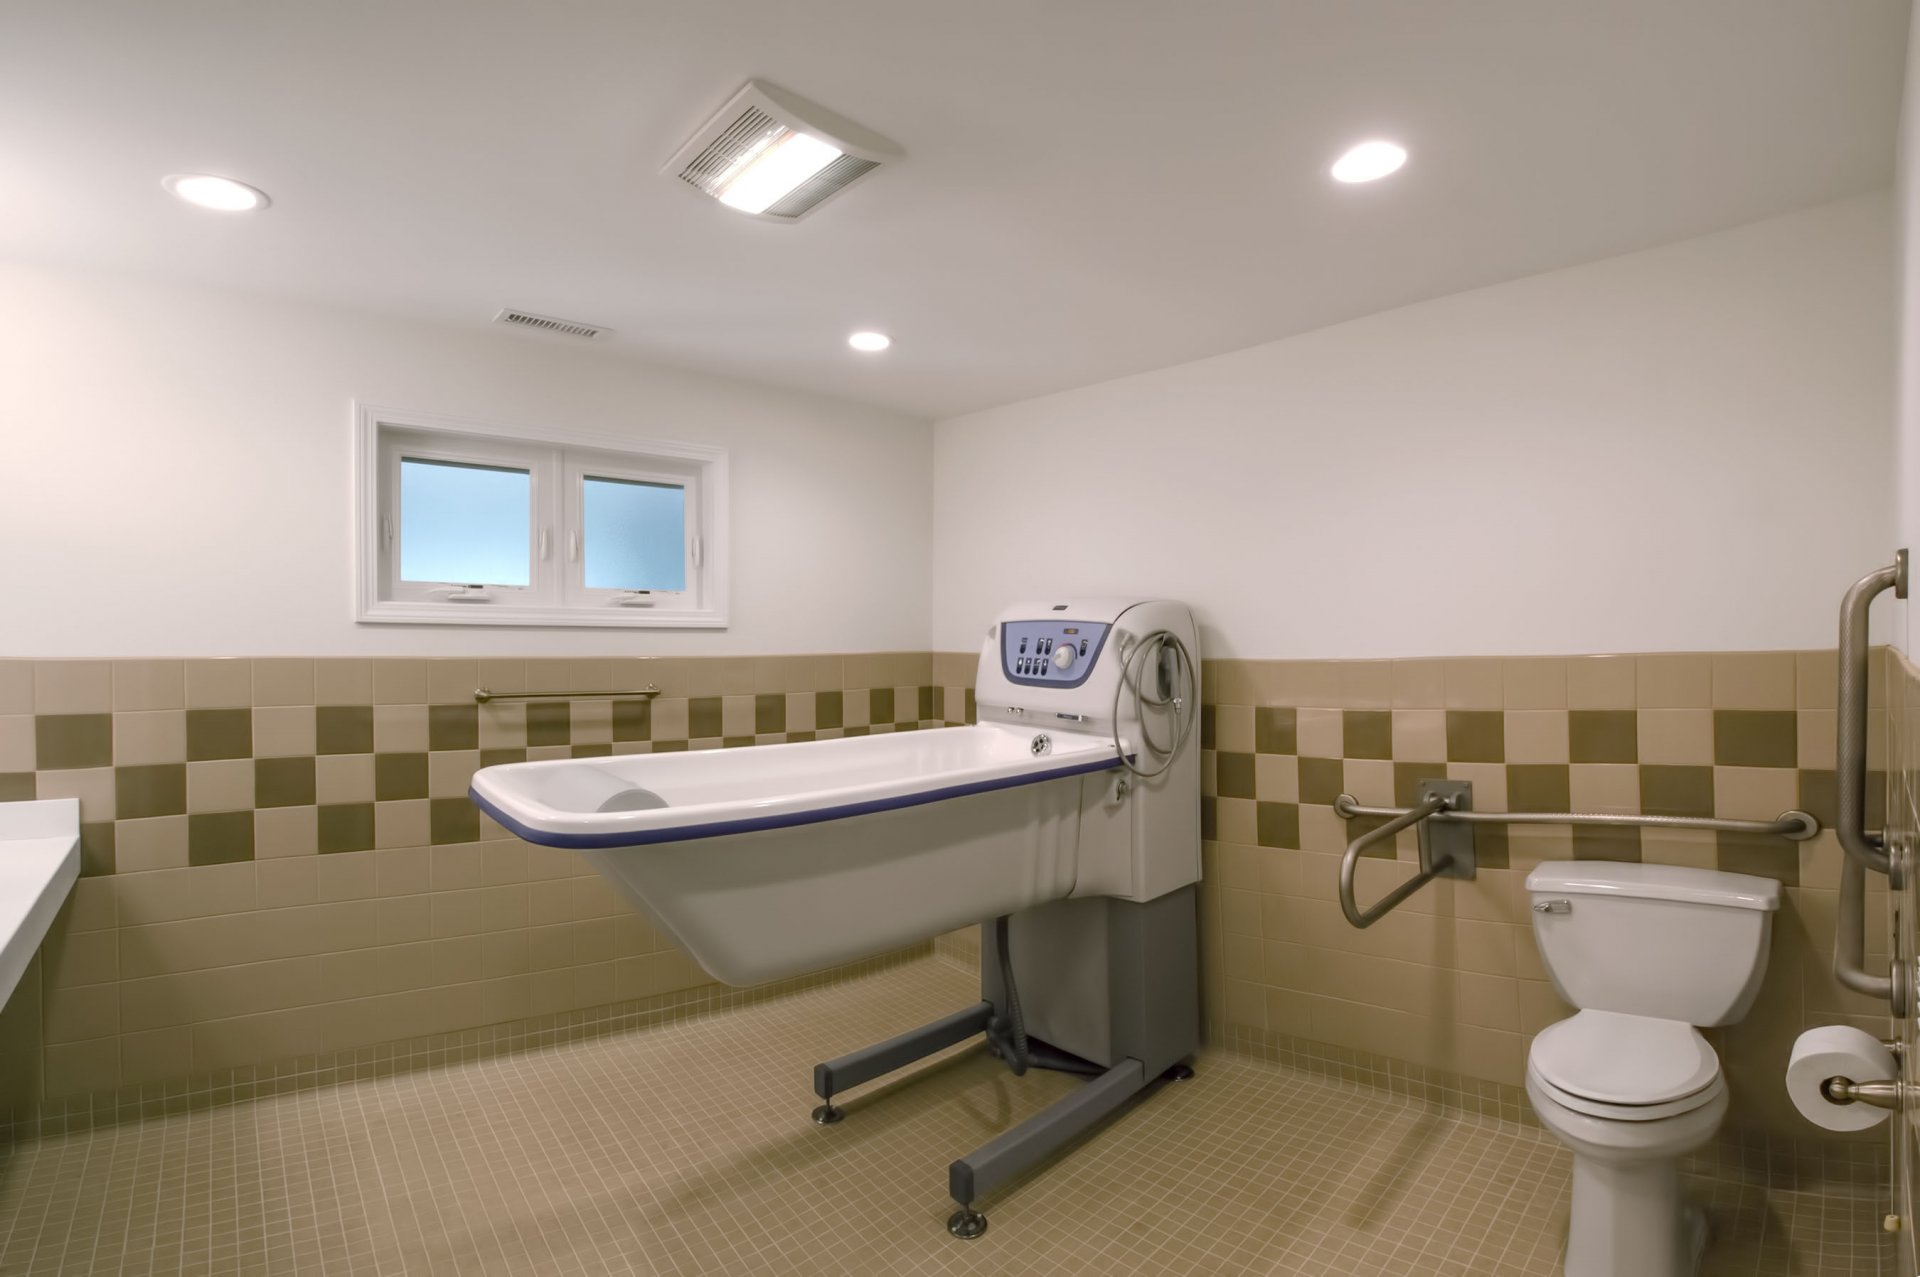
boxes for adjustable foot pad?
[1161,1063,1195,1082]
[811,1104,843,1125]
[947,1208,988,1240]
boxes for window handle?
[568,531,580,563]
[538,529,551,561]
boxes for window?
[355,405,728,628]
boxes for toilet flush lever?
[1533,899,1571,914]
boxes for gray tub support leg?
[811,1002,993,1124]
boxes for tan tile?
[253,705,317,757]
[1389,660,1445,709]
[1213,705,1254,754]
[185,659,252,709]
[1338,661,1391,710]
[0,661,31,714]
[426,659,480,705]
[255,805,318,858]
[1797,709,1837,771]
[1502,658,1565,710]
[113,660,185,711]
[1568,763,1638,813]
[34,660,112,714]
[1635,653,1710,708]
[114,709,186,766]
[1503,710,1568,764]
[316,754,375,804]
[1564,656,1635,709]
[35,767,114,823]
[374,659,428,704]
[1442,658,1504,710]
[1712,652,1795,710]
[1295,707,1341,757]
[1713,765,1798,821]
[1391,710,1446,762]
[0,714,34,771]
[187,759,254,813]
[375,799,431,849]
[117,815,189,872]
[1637,709,1713,766]
[314,658,374,705]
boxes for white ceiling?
[0,1,1907,419]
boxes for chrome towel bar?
[1333,796,1819,841]
[474,686,662,703]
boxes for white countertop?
[0,799,81,1011]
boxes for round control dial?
[1052,644,1076,672]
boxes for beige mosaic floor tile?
[0,958,1890,1275]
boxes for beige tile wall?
[0,653,940,1113]
[936,647,1891,1146]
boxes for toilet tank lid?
[1525,861,1780,911]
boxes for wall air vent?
[664,81,900,222]
[493,309,609,340]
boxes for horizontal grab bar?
[473,686,662,704]
[1333,795,1818,841]
[1339,792,1457,929]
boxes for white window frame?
[354,404,729,629]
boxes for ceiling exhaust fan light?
[162,173,270,211]
[715,131,843,214]
[848,331,891,352]
[1330,141,1407,184]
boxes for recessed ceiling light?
[848,331,891,353]
[162,173,271,212]
[1330,141,1407,184]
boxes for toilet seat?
[1528,1009,1722,1121]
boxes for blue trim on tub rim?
[468,753,1127,850]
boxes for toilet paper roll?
[1787,1025,1897,1131]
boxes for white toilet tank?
[1526,861,1781,1026]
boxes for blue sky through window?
[584,476,685,591]
[399,458,531,586]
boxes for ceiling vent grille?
[493,309,609,340]
[664,81,900,222]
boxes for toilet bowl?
[1523,862,1779,1277]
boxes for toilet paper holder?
[1821,1075,1905,1113]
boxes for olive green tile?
[1506,764,1569,812]
[1445,711,1505,763]
[318,803,376,854]
[755,694,786,735]
[1216,752,1255,800]
[917,686,936,721]
[430,797,479,845]
[479,748,527,768]
[1393,763,1449,808]
[1568,710,1636,764]
[719,736,754,749]
[316,706,374,756]
[254,757,316,809]
[1297,757,1345,806]
[1798,769,1836,828]
[571,744,614,758]
[78,822,114,876]
[1474,826,1509,871]
[1254,707,1296,756]
[187,811,254,866]
[870,688,895,725]
[373,753,428,802]
[184,708,251,762]
[786,731,817,744]
[427,705,478,752]
[688,698,722,740]
[1255,802,1299,850]
[526,702,570,747]
[1717,831,1798,885]
[34,715,111,771]
[1346,812,1396,859]
[1342,710,1392,761]
[842,726,871,738]
[1640,765,1714,819]
[651,740,689,753]
[1713,710,1796,769]
[0,774,33,802]
[1572,825,1640,862]
[1200,797,1218,842]
[815,691,844,731]
[612,699,652,742]
[115,764,185,819]
[1200,705,1216,751]
[963,689,976,724]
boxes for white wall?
[932,195,1895,659]
[0,260,933,657]
[1897,17,1920,658]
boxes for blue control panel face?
[1001,619,1111,690]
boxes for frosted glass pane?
[399,458,531,586]
[584,476,686,591]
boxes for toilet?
[1524,861,1781,1277]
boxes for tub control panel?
[1000,619,1112,690]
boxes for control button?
[1053,644,1076,672]
[1080,640,1089,656]
[1019,639,1028,653]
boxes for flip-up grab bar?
[1337,792,1461,928]
[1834,551,1906,1009]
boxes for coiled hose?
[1111,628,1197,778]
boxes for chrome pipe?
[1332,798,1817,841]
[1338,793,1454,929]
[474,686,661,703]
[1833,552,1904,1009]
[1837,554,1901,876]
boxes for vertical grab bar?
[1834,551,1905,1006]
[1338,793,1454,928]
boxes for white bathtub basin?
[470,724,1125,984]
[0,798,81,1011]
